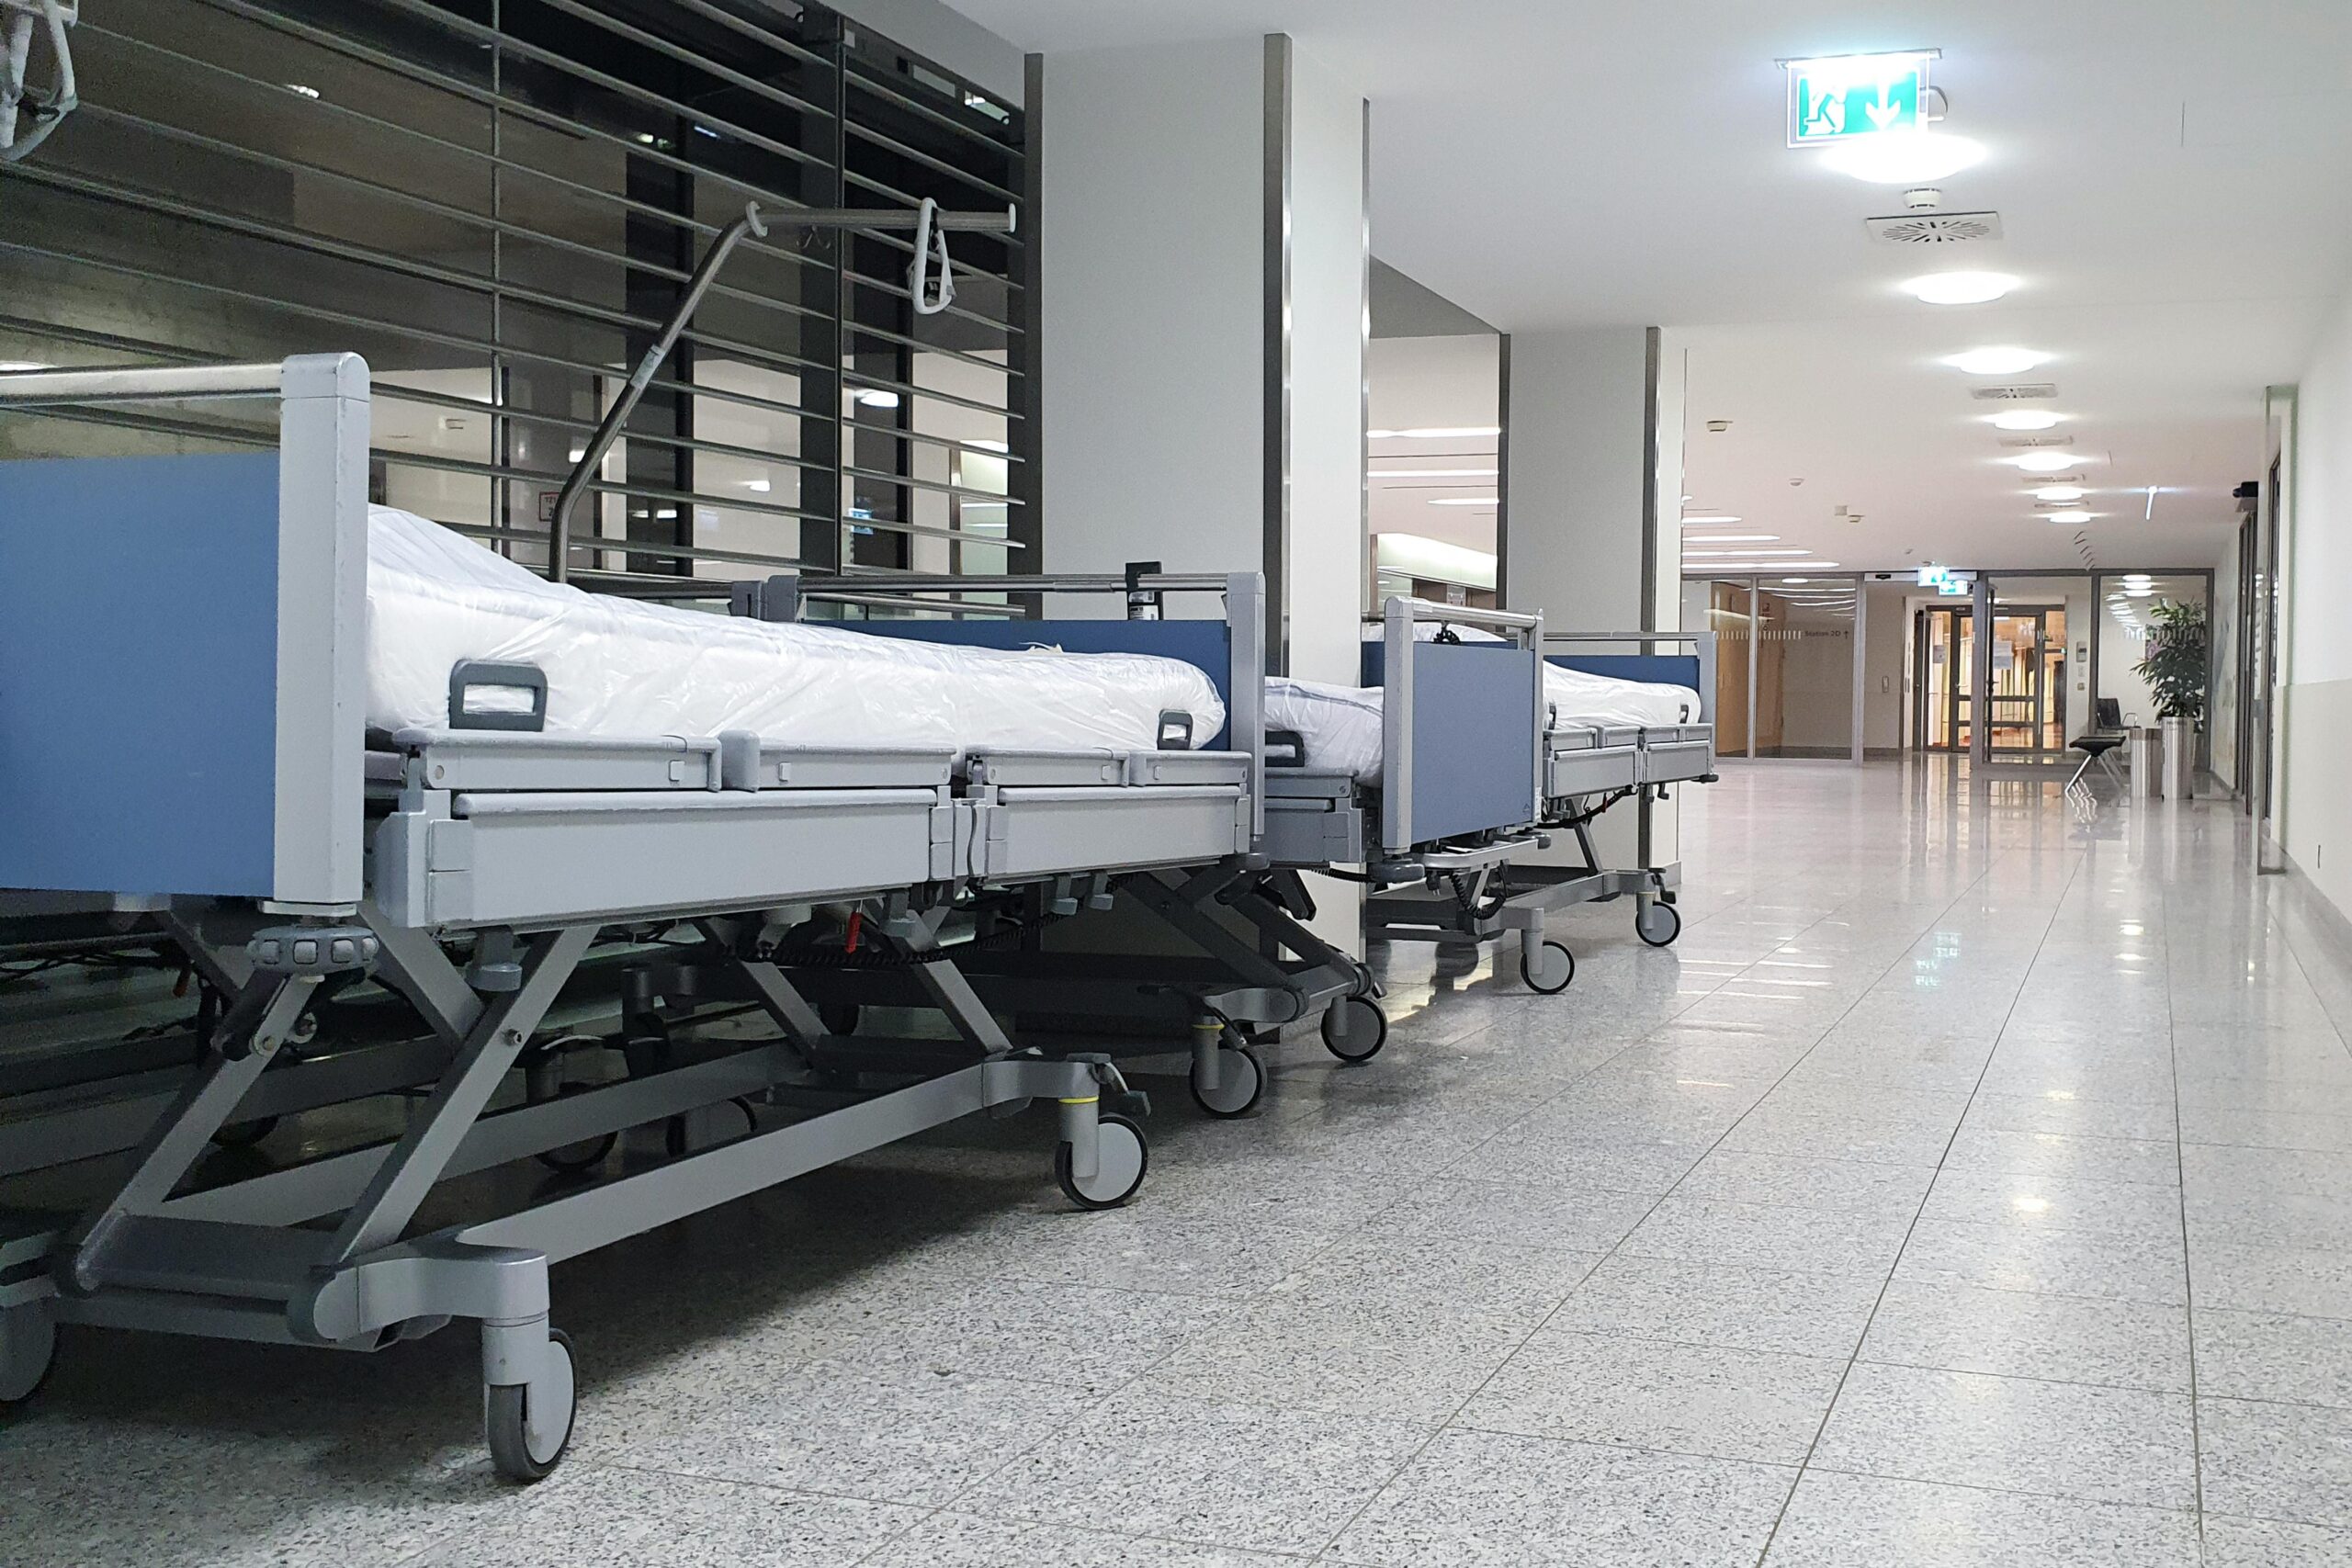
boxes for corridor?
[6,761,2350,1565]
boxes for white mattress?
[1265,666,1702,784]
[367,506,1227,756]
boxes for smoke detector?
[1865,210,2003,246]
[1970,383,2058,400]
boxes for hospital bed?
[1490,629,1719,987]
[1259,612,1714,993]
[0,355,1269,1479]
[632,570,1385,1122]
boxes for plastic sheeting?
[367,507,1227,754]
[1264,678,1385,782]
[1266,667,1701,784]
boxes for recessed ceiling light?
[2007,450,2081,473]
[1368,468,1499,479]
[1990,410,2063,432]
[1682,547,1814,557]
[1681,534,1780,543]
[1946,347,2049,376]
[2032,485,2087,502]
[1429,496,1499,506]
[1680,513,1744,525]
[1820,130,1986,185]
[2044,509,2092,523]
[1781,577,1812,584]
[854,389,901,409]
[2122,573,2153,583]
[1905,271,2018,305]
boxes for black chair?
[2067,697,2127,792]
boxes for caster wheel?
[663,1096,758,1159]
[1189,1043,1266,1119]
[0,1300,58,1408]
[485,1328,574,1483]
[210,1116,280,1150]
[1636,901,1682,948]
[1520,940,1576,995]
[1056,1112,1148,1210]
[819,1002,861,1037]
[537,1128,618,1176]
[1319,996,1387,1063]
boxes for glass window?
[2098,574,2210,731]
[1751,580,1856,759]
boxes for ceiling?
[945,0,2352,571]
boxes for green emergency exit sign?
[1784,51,1937,146]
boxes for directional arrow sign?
[1785,51,1936,147]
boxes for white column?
[1036,34,1369,949]
[1502,326,1687,871]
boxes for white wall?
[2283,281,2352,919]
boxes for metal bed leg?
[62,972,319,1291]
[323,927,594,1264]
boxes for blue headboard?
[0,454,283,896]
[0,355,371,908]
[1548,653,1703,691]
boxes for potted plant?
[2132,600,2209,725]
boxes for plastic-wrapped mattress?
[367,507,1227,755]
[1267,667,1700,784]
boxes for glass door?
[1984,612,2043,752]
[1916,605,1974,752]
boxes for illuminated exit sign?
[1784,51,1937,146]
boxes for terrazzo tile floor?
[7,759,2352,1564]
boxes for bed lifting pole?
[548,197,1016,582]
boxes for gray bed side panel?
[1404,644,1540,842]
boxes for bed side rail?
[1361,598,1546,855]
[0,355,369,912]
[769,569,1268,841]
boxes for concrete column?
[1035,33,1369,948]
[1501,326,1687,870]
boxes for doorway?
[1914,604,2069,754]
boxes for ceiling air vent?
[1998,434,2074,448]
[1865,210,2003,245]
[1970,383,2058,400]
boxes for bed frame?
[1418,630,1720,991]
[1258,611,1716,995]
[0,355,1268,1479]
[624,572,1385,1122]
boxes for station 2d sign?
[1784,51,1937,146]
